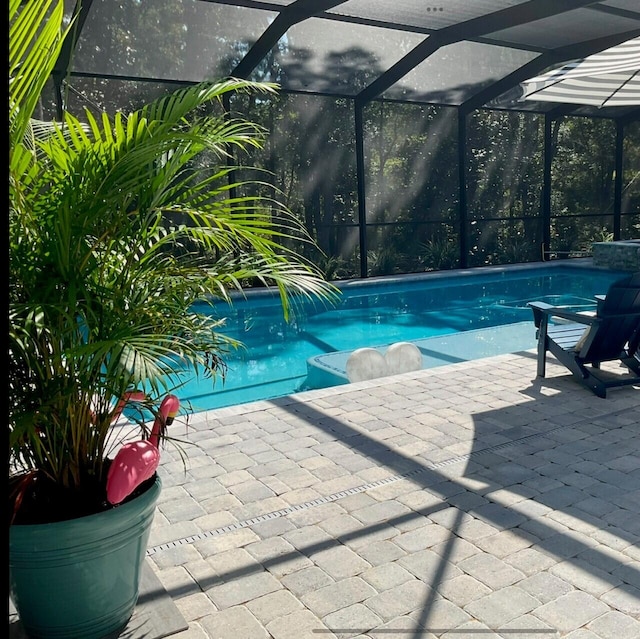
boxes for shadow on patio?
[119,349,639,638]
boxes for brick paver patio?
[144,349,640,639]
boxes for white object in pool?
[346,348,388,382]
[346,342,423,383]
[385,342,423,375]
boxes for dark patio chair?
[528,272,640,398]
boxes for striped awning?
[521,36,640,108]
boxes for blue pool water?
[171,264,628,412]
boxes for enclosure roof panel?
[250,17,425,95]
[73,0,279,83]
[382,40,539,105]
[324,0,532,31]
[60,0,640,119]
[485,7,640,49]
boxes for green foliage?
[316,255,353,281]
[367,248,400,276]
[569,227,614,256]
[9,0,338,508]
[420,238,459,271]
[552,117,616,217]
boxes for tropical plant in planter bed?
[9,1,337,636]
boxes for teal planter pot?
[9,476,161,639]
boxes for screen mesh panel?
[383,40,538,105]
[35,0,640,278]
[326,0,530,31]
[487,8,640,49]
[73,0,278,82]
[258,17,424,94]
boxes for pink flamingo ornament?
[106,394,180,505]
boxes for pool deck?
[10,349,640,638]
[138,348,640,639]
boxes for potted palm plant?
[9,1,337,636]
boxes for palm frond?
[9,3,338,493]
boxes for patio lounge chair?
[528,272,640,398]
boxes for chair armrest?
[528,301,553,311]
[528,301,597,328]
[528,301,552,329]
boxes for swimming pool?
[172,263,628,412]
